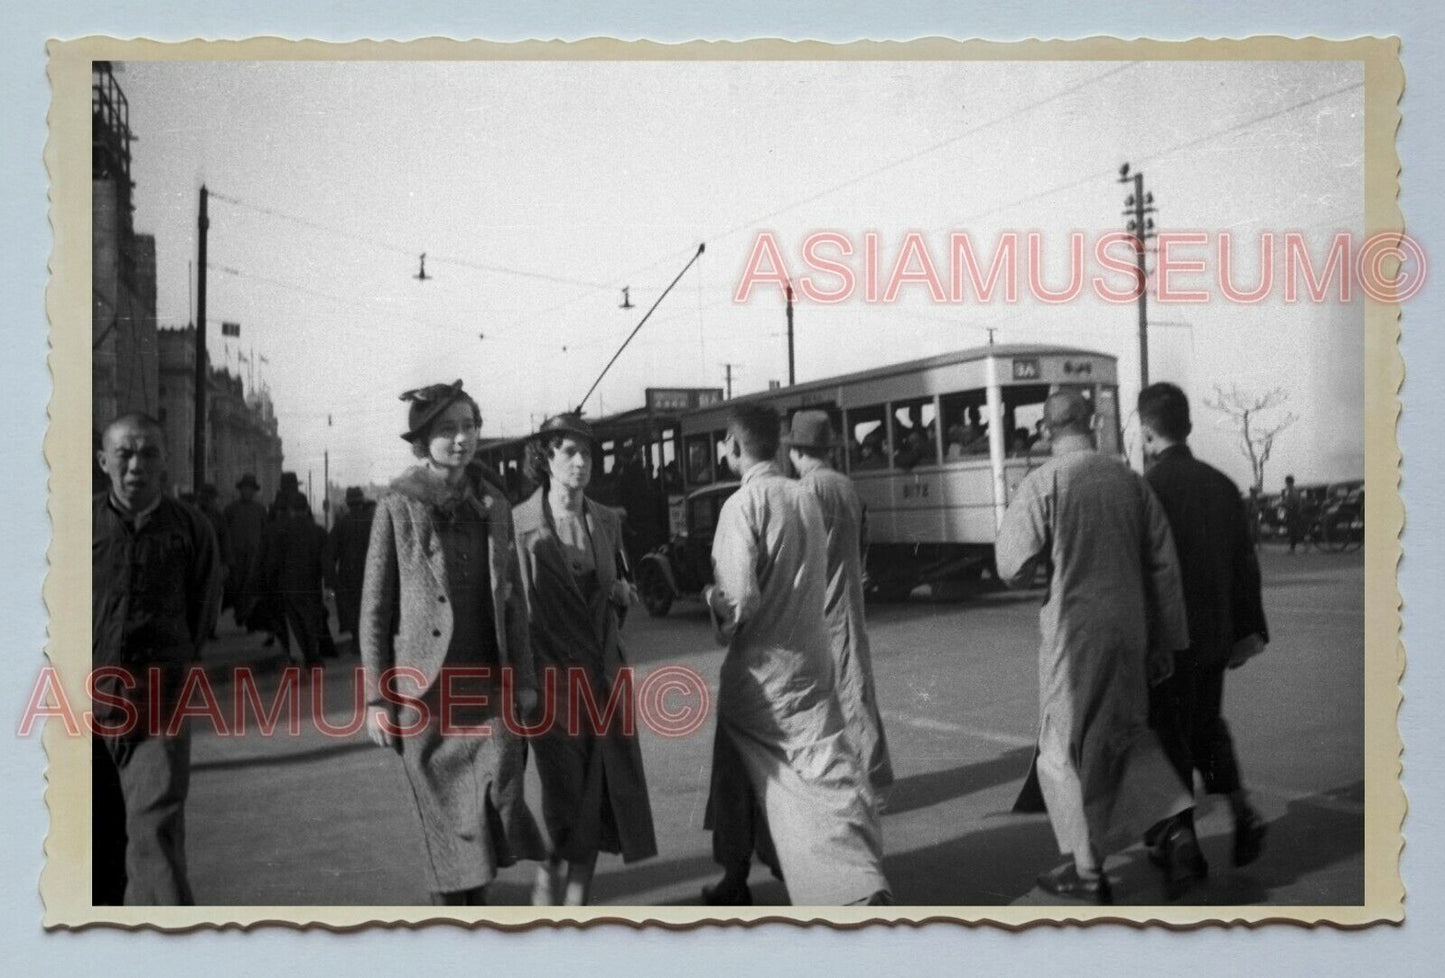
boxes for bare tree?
[1204,384,1298,494]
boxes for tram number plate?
[1012,357,1041,380]
[902,483,930,500]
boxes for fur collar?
[389,464,491,518]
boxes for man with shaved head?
[996,390,1198,904]
[93,413,221,904]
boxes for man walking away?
[327,486,375,647]
[93,413,221,904]
[1138,382,1270,870]
[264,495,332,666]
[786,409,894,791]
[701,403,890,906]
[996,391,1198,904]
[223,473,267,631]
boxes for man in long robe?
[787,410,893,790]
[996,390,1198,904]
[1138,382,1270,868]
[701,403,890,907]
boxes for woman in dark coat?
[515,413,657,905]
[359,380,547,906]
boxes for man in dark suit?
[1138,383,1271,870]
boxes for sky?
[117,57,1366,492]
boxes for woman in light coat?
[359,380,546,905]
[514,413,657,905]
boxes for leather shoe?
[1233,808,1268,867]
[1149,825,1209,900]
[701,878,753,906]
[1036,863,1112,905]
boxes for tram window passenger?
[685,436,713,485]
[940,391,990,459]
[849,407,889,471]
[891,398,938,470]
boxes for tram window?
[1003,384,1052,456]
[659,433,682,492]
[684,433,714,485]
[715,431,732,478]
[891,397,938,469]
[940,390,990,459]
[1093,385,1121,455]
[848,404,888,471]
[601,439,617,476]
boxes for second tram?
[674,343,1121,594]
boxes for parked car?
[1316,480,1365,552]
[635,482,740,617]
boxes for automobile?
[634,482,740,617]
[1315,480,1365,552]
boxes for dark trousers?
[280,593,327,664]
[93,727,195,905]
[1148,654,1243,798]
[703,728,781,879]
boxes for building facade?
[92,61,159,442]
[157,326,285,504]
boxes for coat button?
[432,629,441,637]
[438,595,447,603]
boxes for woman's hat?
[786,410,836,450]
[533,412,596,444]
[399,380,468,442]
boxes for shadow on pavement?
[1109,780,1365,905]
[884,814,1059,905]
[885,747,1035,816]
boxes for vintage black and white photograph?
[49,37,1404,925]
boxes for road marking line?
[891,715,1364,815]
[891,713,1036,749]
[1265,603,1363,616]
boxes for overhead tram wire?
[206,262,460,339]
[932,79,1366,233]
[574,243,706,415]
[485,65,1148,346]
[207,191,611,290]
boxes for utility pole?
[721,362,739,399]
[1118,163,1156,390]
[323,412,331,531]
[785,280,796,386]
[193,184,209,494]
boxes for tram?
[674,343,1122,595]
[474,387,725,556]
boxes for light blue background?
[3,3,1439,974]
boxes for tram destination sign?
[1011,357,1041,380]
[646,387,725,412]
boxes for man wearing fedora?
[701,403,890,906]
[223,473,267,631]
[787,410,894,791]
[327,486,376,647]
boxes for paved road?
[184,545,1363,907]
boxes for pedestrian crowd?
[91,377,1269,909]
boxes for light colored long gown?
[708,461,889,905]
[995,444,1193,860]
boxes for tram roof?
[690,342,1114,412]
